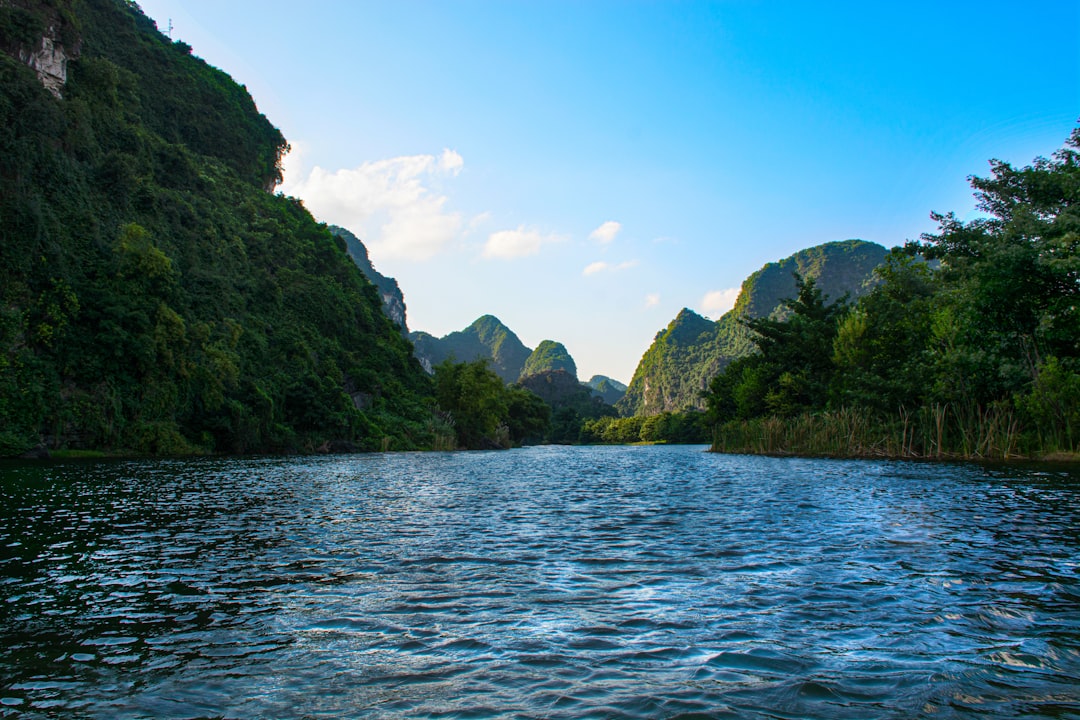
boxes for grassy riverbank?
[710,406,1079,462]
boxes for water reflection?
[1,448,1079,718]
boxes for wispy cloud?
[644,293,661,308]
[483,226,564,259]
[701,288,741,318]
[281,145,466,261]
[583,259,639,276]
[589,220,622,244]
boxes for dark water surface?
[2,445,1079,718]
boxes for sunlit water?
[1,445,1079,718]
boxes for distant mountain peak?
[410,315,531,383]
[520,340,577,381]
[586,375,628,405]
[617,239,889,416]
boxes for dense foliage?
[519,339,576,380]
[581,411,709,445]
[329,225,408,335]
[0,0,434,456]
[515,370,612,443]
[707,130,1080,459]
[618,240,888,416]
[410,315,531,383]
[432,359,550,449]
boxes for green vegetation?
[585,375,627,405]
[517,370,613,443]
[432,359,550,449]
[0,0,434,456]
[329,225,408,334]
[581,411,709,445]
[410,315,532,383]
[706,129,1080,460]
[520,340,576,380]
[618,240,887,416]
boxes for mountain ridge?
[0,0,432,455]
[410,315,532,383]
[617,239,890,416]
[329,225,408,334]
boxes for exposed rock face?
[22,33,67,96]
[0,2,81,98]
[329,225,409,335]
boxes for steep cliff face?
[410,315,532,383]
[618,239,889,416]
[0,0,81,97]
[329,225,408,335]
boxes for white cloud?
[280,147,466,261]
[644,293,661,308]
[439,148,464,174]
[483,226,564,259]
[701,288,741,319]
[589,220,622,244]
[583,259,639,276]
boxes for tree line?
[705,129,1080,460]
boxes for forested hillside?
[0,0,433,456]
[707,131,1080,459]
[520,340,576,380]
[410,315,532,382]
[330,225,409,335]
[618,240,888,416]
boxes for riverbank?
[710,408,1080,463]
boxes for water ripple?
[1,447,1079,718]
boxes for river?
[1,445,1078,718]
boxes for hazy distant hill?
[329,225,408,334]
[410,315,532,383]
[617,239,889,416]
[586,375,628,405]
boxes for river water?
[1,445,1078,718]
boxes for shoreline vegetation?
[2,3,1076,465]
[710,407,1080,463]
[703,130,1080,465]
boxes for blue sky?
[136,0,1078,383]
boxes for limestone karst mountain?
[410,315,532,382]
[617,239,889,416]
[330,225,409,335]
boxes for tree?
[899,129,1079,432]
[831,252,936,414]
[432,359,550,449]
[706,274,848,423]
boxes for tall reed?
[710,403,1025,460]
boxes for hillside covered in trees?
[0,0,437,455]
[706,130,1080,460]
[618,240,888,416]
